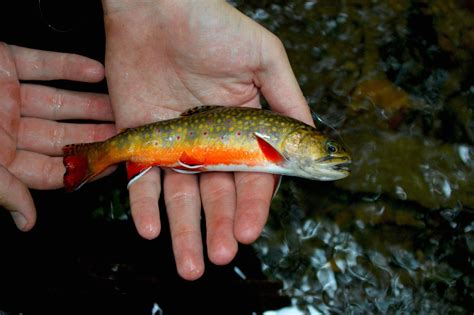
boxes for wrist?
[102,0,228,15]
[101,0,155,14]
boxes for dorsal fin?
[180,105,223,116]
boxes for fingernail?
[11,211,27,230]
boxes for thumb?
[256,33,314,127]
[0,166,36,231]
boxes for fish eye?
[326,141,338,154]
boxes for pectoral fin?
[126,162,153,188]
[254,132,286,164]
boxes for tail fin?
[63,143,97,192]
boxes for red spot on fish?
[203,131,208,136]
[237,131,241,136]
[177,135,181,140]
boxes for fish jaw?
[289,156,351,181]
[297,163,350,180]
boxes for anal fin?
[178,151,204,169]
[172,151,205,174]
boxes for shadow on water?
[1,0,473,314]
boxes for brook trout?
[63,106,351,191]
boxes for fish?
[63,105,351,192]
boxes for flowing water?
[232,1,474,313]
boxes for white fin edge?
[171,168,201,175]
[127,166,153,189]
[272,175,282,200]
[177,159,204,169]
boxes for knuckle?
[51,123,66,151]
[130,195,158,213]
[165,191,196,209]
[51,87,64,120]
[172,224,200,241]
[40,159,56,188]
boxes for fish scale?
[63,106,351,192]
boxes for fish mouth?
[317,156,351,171]
[314,157,351,180]
[293,155,351,181]
[331,161,351,172]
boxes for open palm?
[103,0,313,280]
[0,43,115,230]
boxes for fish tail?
[63,142,105,192]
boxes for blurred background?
[0,0,473,314]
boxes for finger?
[233,172,273,244]
[200,172,238,265]
[0,43,20,135]
[0,165,36,231]
[163,170,204,280]
[8,151,64,189]
[20,84,113,121]
[9,45,104,82]
[17,117,116,156]
[256,34,314,126]
[128,167,162,240]
[8,150,116,190]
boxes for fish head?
[282,126,351,180]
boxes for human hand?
[0,43,115,231]
[102,0,313,280]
